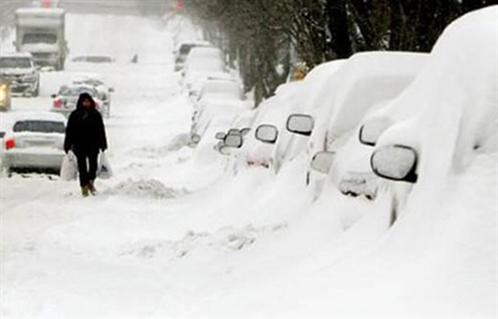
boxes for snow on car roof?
[9,111,66,123]
[314,51,428,138]
[375,6,497,179]
[15,8,65,16]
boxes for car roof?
[7,112,66,124]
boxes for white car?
[1,112,66,175]
[369,6,498,224]
[173,40,210,72]
[51,84,106,117]
[0,52,40,97]
[304,51,428,199]
[182,47,225,91]
[72,73,114,116]
[191,78,246,144]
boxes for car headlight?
[0,86,7,101]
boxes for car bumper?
[10,81,38,96]
[3,149,64,170]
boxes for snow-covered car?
[1,112,66,175]
[0,53,40,97]
[234,82,302,170]
[304,51,428,199]
[272,59,345,173]
[173,40,210,71]
[369,6,497,224]
[188,71,236,101]
[0,80,12,112]
[190,79,246,144]
[182,47,225,91]
[50,84,106,117]
[71,55,115,63]
[72,73,114,116]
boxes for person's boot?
[81,185,90,197]
[88,180,97,195]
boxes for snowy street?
[1,4,497,318]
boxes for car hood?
[0,68,33,75]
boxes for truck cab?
[14,8,67,70]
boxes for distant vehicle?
[0,53,40,97]
[183,47,225,90]
[173,41,210,72]
[72,74,114,115]
[14,8,67,70]
[188,71,235,100]
[0,112,66,175]
[71,55,115,63]
[0,80,12,112]
[50,84,106,117]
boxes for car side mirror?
[224,133,243,148]
[359,117,392,147]
[215,132,226,140]
[310,151,335,174]
[219,145,232,156]
[255,124,278,144]
[370,144,418,183]
[287,113,314,136]
[227,128,240,136]
[191,133,201,144]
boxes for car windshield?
[179,44,194,55]
[0,57,32,69]
[22,33,57,44]
[59,86,97,97]
[13,120,65,134]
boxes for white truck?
[14,8,67,70]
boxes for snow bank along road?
[1,11,497,318]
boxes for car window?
[22,33,57,44]
[13,120,65,134]
[0,57,32,69]
[59,86,97,97]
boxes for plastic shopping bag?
[97,152,113,179]
[60,151,78,181]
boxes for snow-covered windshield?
[22,33,57,44]
[0,57,31,69]
[202,81,239,98]
[13,120,65,133]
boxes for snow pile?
[103,178,187,199]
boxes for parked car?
[190,78,246,144]
[72,73,114,116]
[0,53,40,97]
[0,80,12,112]
[368,6,498,224]
[304,51,428,199]
[71,55,115,63]
[1,112,66,175]
[50,84,106,117]
[173,40,210,72]
[182,47,225,91]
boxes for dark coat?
[64,93,107,153]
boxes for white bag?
[97,151,113,179]
[60,151,78,181]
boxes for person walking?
[64,92,108,197]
